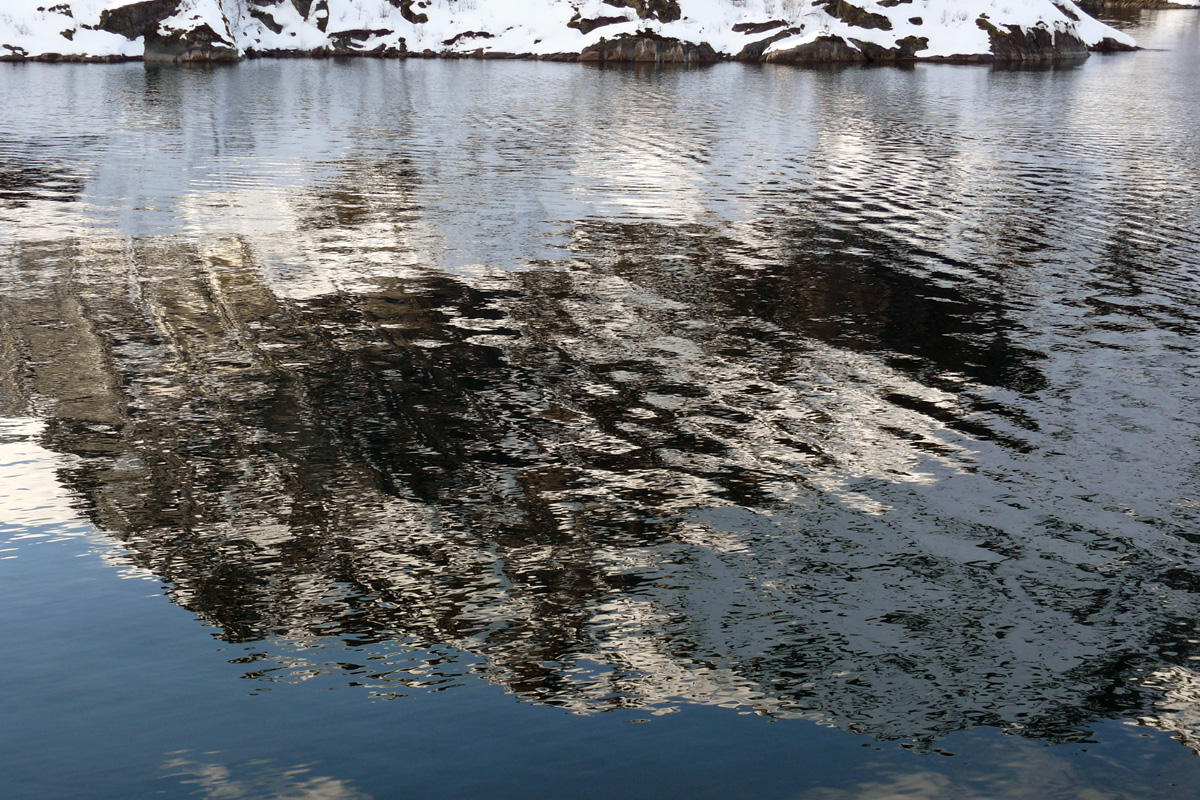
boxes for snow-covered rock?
[0,0,1143,64]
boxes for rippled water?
[3,10,1200,799]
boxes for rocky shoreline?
[2,0,1185,66]
[1078,0,1198,7]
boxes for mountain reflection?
[0,137,87,206]
[162,753,369,800]
[4,220,1200,746]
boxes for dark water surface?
[4,10,1200,799]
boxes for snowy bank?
[0,0,1144,64]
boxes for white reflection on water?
[162,753,370,800]
[0,416,158,580]
[0,416,76,532]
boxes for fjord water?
[4,10,1200,798]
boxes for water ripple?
[2,14,1200,748]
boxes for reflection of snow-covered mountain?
[3,228,1200,745]
[5,19,1200,749]
[1,0,1140,63]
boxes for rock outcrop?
[143,24,238,62]
[975,16,1090,62]
[0,0,1149,65]
[579,33,720,64]
[99,0,238,61]
[96,0,182,39]
[1077,0,1198,7]
[763,33,931,63]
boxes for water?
[3,10,1200,799]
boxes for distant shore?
[3,0,1193,67]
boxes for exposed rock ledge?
[1,0,1150,66]
[1077,0,1199,8]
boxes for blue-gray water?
[3,9,1200,799]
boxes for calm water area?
[3,9,1200,799]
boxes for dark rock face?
[246,29,406,58]
[248,6,284,35]
[850,35,929,61]
[763,34,868,63]
[731,20,788,34]
[1053,1,1082,20]
[1,44,29,61]
[976,17,1089,61]
[328,29,405,56]
[313,0,330,33]
[568,14,630,35]
[579,33,719,64]
[763,33,929,63]
[145,23,238,63]
[97,0,239,63]
[734,27,805,61]
[394,0,428,25]
[442,30,494,47]
[97,0,181,39]
[816,0,893,30]
[602,0,683,23]
[1090,36,1138,51]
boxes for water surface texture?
[3,10,1200,800]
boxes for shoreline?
[3,1,1191,67]
[0,47,1140,67]
[0,30,1159,66]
